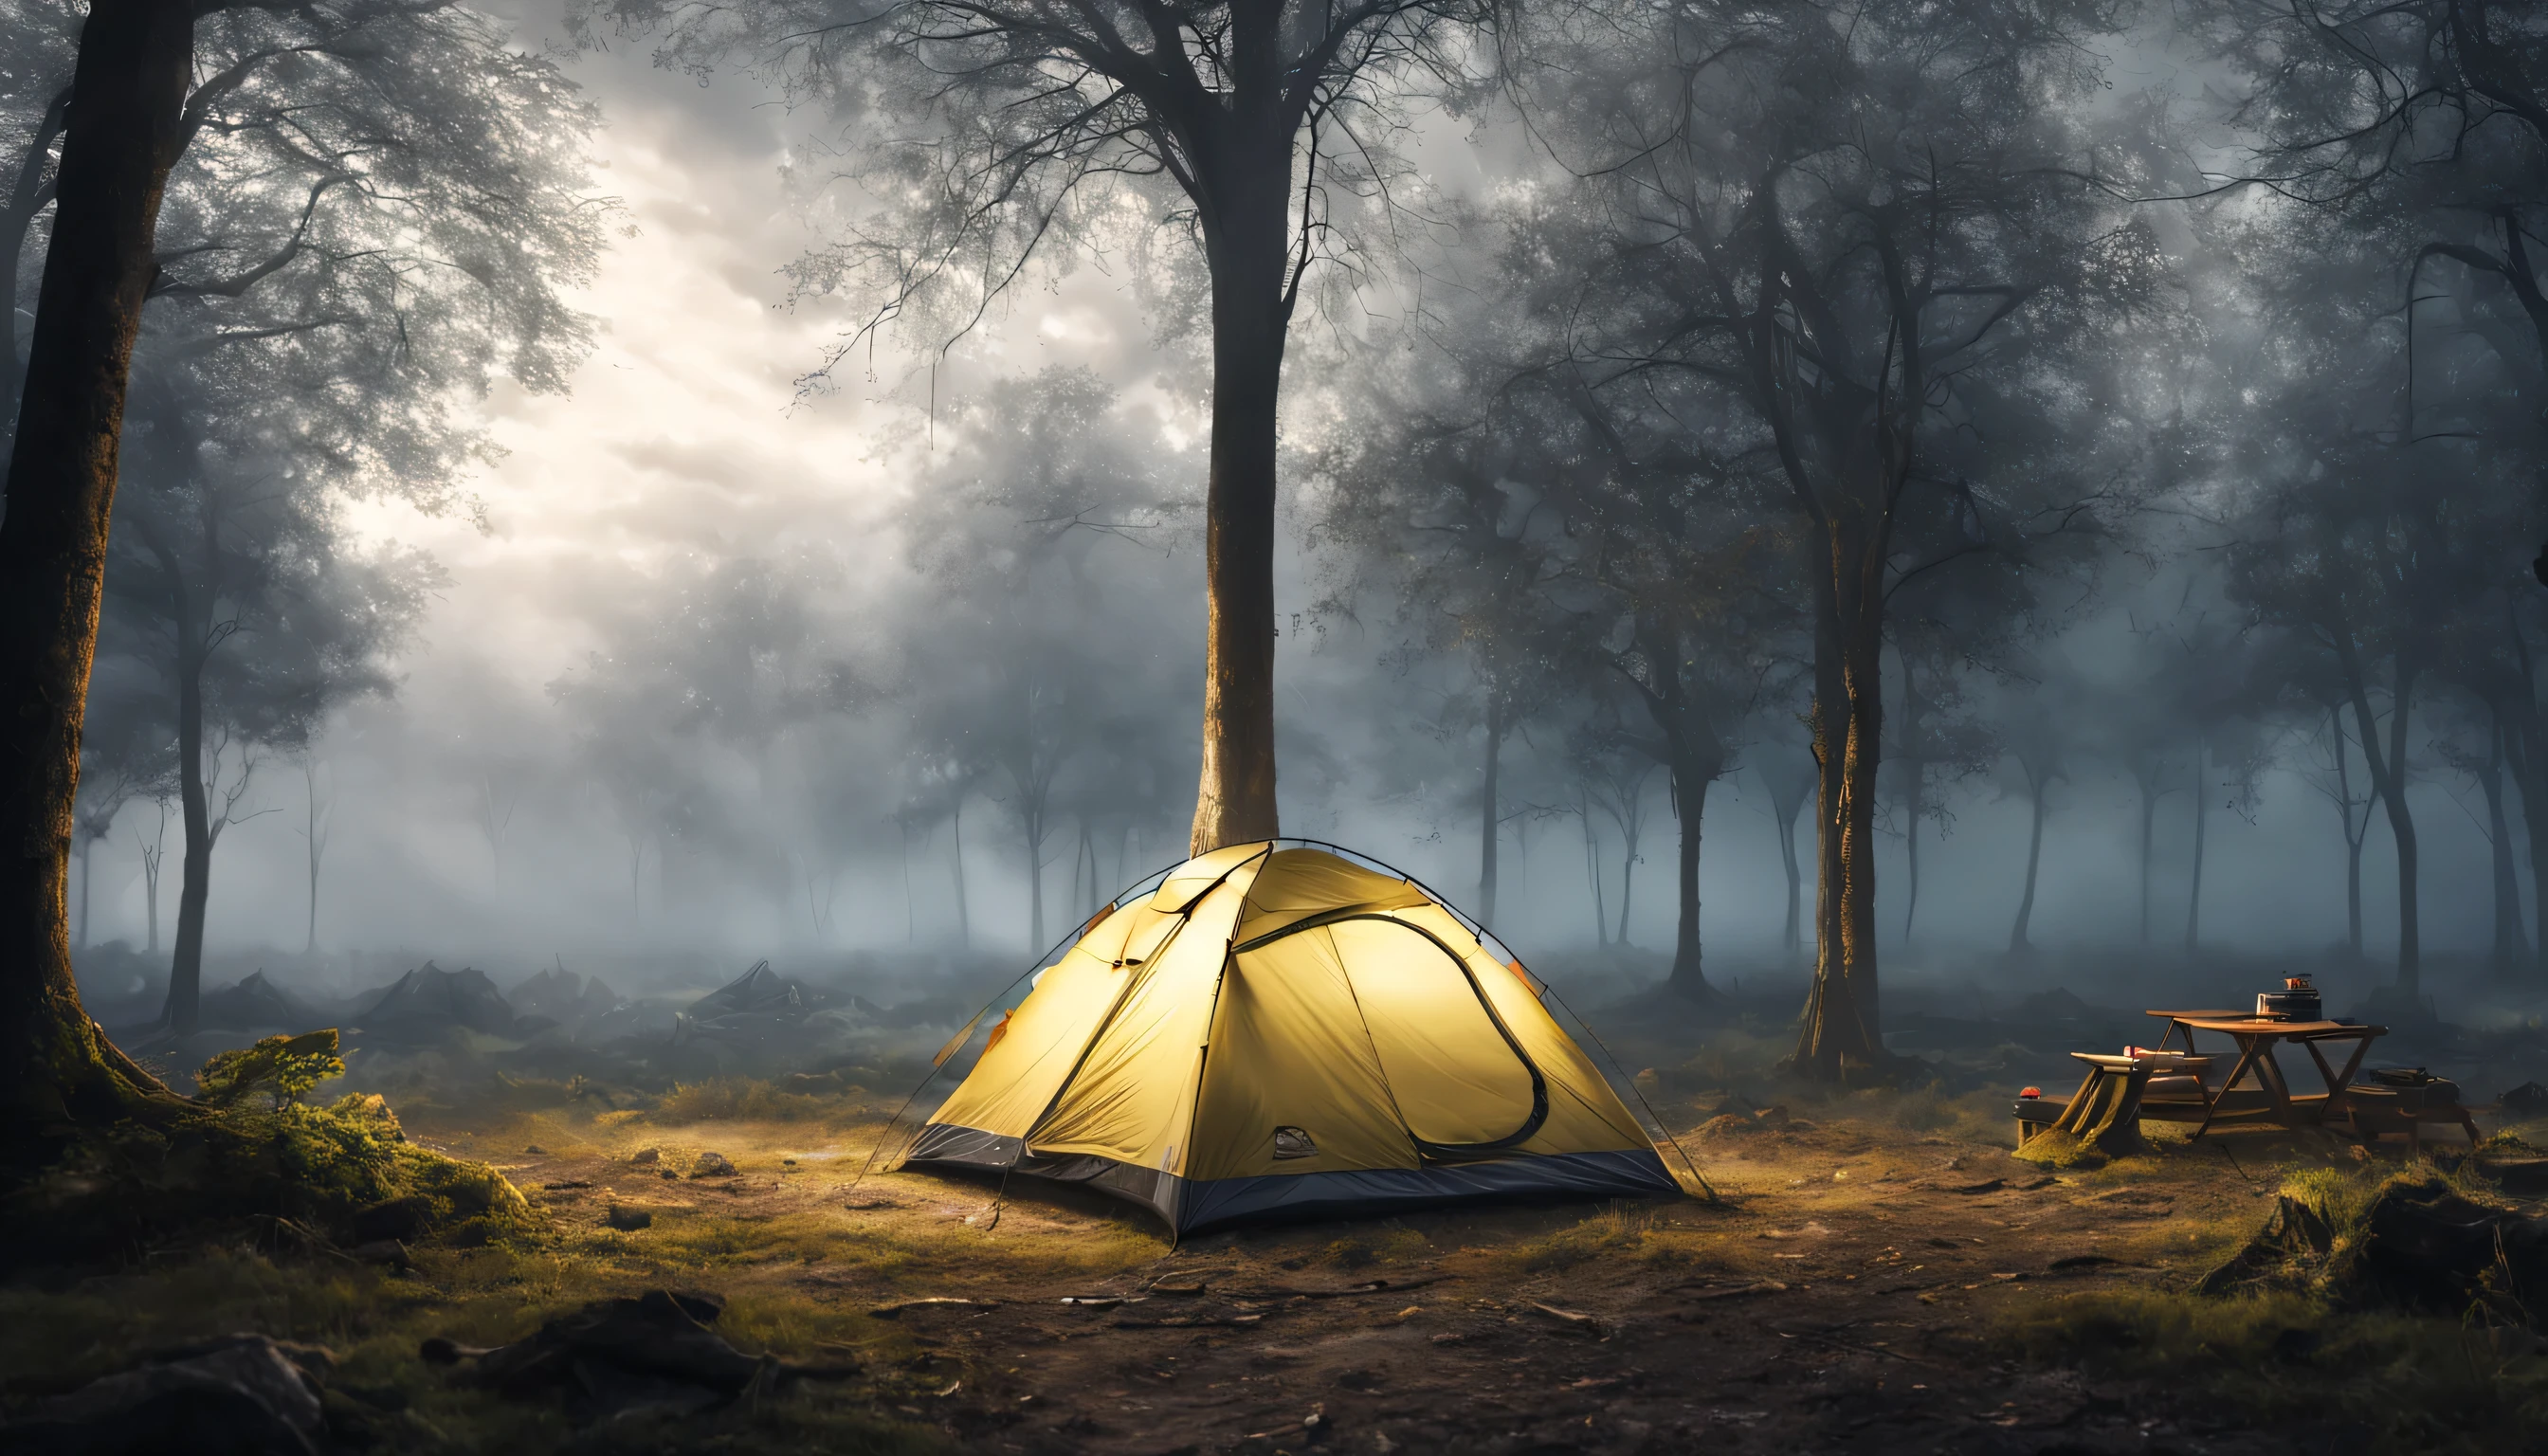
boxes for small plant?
[196,1029,345,1109]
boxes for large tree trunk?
[2504,612,2548,977]
[2528,779,2548,981]
[163,622,212,1037]
[2,88,73,441]
[2387,694,2421,993]
[303,774,321,957]
[1667,748,1719,999]
[0,0,193,1134]
[1478,693,1502,930]
[1188,159,1293,856]
[950,801,972,949]
[78,834,94,950]
[2484,710,2527,977]
[2345,661,2421,993]
[2135,771,2157,945]
[2183,737,2207,956]
[1775,789,1804,957]
[2346,816,2368,962]
[1615,828,1637,947]
[2009,767,2046,957]
[2510,713,2548,979]
[1024,807,1045,956]
[144,841,161,958]
[1895,662,1925,946]
[1791,527,1886,1079]
[2327,702,2369,961]
[1582,805,1608,947]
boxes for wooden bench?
[2341,1083,2482,1152]
[2017,1052,2222,1156]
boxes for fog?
[19,0,2543,1037]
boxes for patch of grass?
[1310,1224,1430,1271]
[1495,1201,1676,1275]
[1993,1286,2548,1453]
[1674,1030,1789,1096]
[0,1242,948,1456]
[1847,1081,2008,1142]
[649,1079,850,1125]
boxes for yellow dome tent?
[900,841,1692,1233]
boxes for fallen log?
[870,1297,994,1318]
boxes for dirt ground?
[414,1101,2478,1455]
[10,1081,2543,1455]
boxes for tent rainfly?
[901,842,1685,1233]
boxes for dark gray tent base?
[901,1122,1683,1234]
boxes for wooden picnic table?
[2140,1010,2388,1138]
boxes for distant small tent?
[355,962,518,1039]
[196,971,322,1032]
[686,961,810,1022]
[512,965,621,1026]
[902,842,1684,1234]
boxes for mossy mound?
[2011,1127,2107,1170]
[2199,1170,2548,1325]
[1,1092,527,1267]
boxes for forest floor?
[8,1076,2548,1455]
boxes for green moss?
[2011,1127,2106,1169]
[0,1245,948,1456]
[0,1091,528,1265]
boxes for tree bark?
[950,800,972,948]
[1478,691,1502,930]
[302,765,323,957]
[144,836,161,954]
[2134,769,2157,945]
[2009,765,2047,957]
[1790,523,1887,1079]
[2505,609,2548,977]
[1024,808,1045,956]
[2,88,73,440]
[1895,660,1925,946]
[2326,702,2370,961]
[2483,708,2527,977]
[1773,782,1804,957]
[0,0,193,1134]
[1616,830,1637,947]
[77,833,93,951]
[138,505,222,1038]
[2346,810,2368,962]
[1187,156,1293,856]
[1582,801,1608,947]
[2506,700,2548,978]
[2183,736,2207,956]
[1667,751,1718,998]
[2342,649,2421,992]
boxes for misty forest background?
[13,0,2548,1037]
